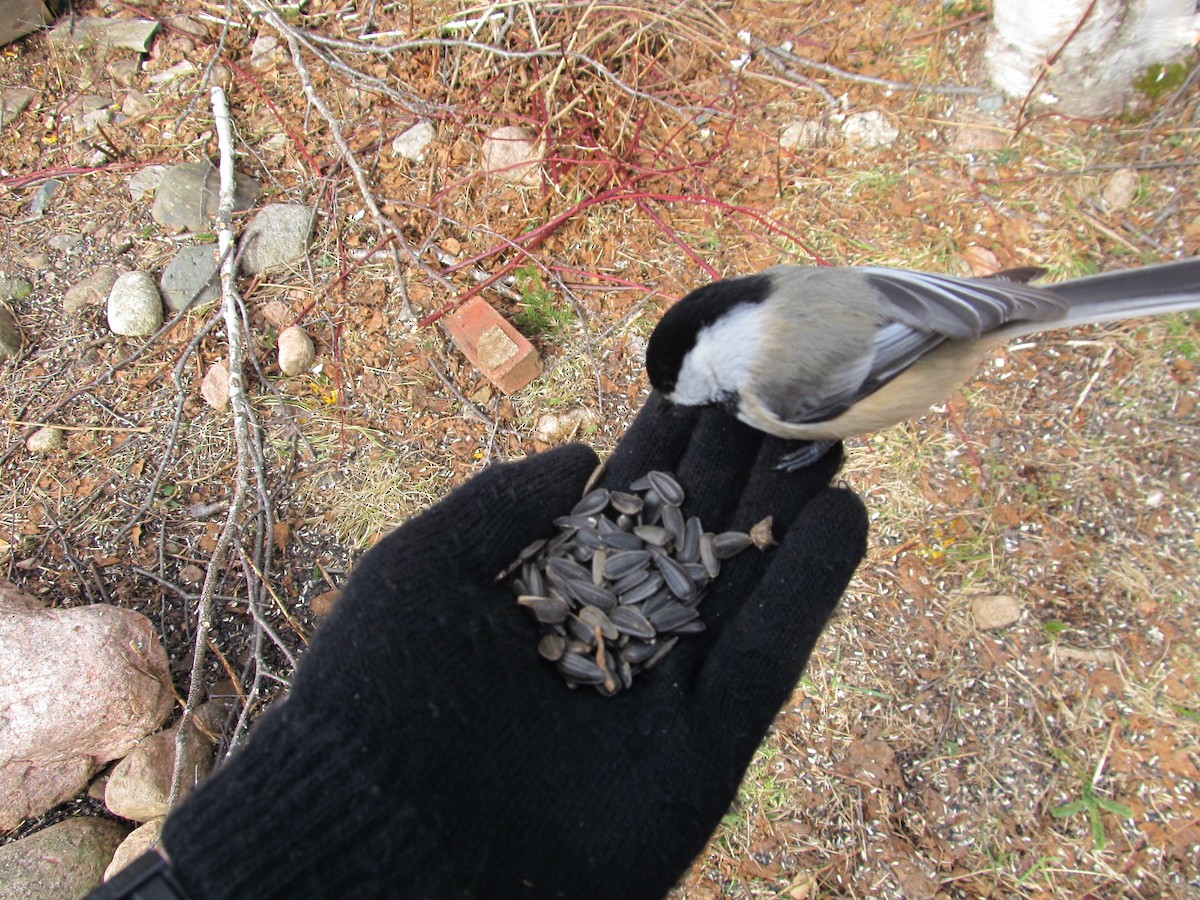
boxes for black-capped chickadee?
[646,260,1200,469]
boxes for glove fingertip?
[699,487,867,715]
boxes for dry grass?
[0,0,1197,893]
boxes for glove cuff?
[161,701,403,899]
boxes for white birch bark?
[986,0,1200,115]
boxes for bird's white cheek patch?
[670,303,765,406]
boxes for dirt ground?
[1,1,1197,896]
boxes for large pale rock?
[106,271,163,336]
[0,583,174,831]
[0,816,128,900]
[105,818,164,882]
[105,722,213,822]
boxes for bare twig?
[168,85,266,808]
[755,40,987,97]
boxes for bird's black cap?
[645,272,773,393]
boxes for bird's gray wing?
[861,266,1069,339]
[768,267,1069,424]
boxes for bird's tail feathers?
[1007,259,1200,336]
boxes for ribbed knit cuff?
[161,699,417,900]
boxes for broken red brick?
[441,297,542,394]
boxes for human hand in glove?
[105,393,867,900]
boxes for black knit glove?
[152,394,867,900]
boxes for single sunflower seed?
[711,531,754,559]
[603,549,652,579]
[609,605,657,640]
[578,604,618,641]
[619,572,664,605]
[632,524,673,547]
[599,530,645,550]
[655,552,696,600]
[608,491,644,515]
[571,488,611,517]
[647,470,685,506]
[557,651,607,684]
[648,602,699,632]
[518,594,569,625]
[538,633,566,661]
[661,503,686,546]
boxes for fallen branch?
[168,84,266,807]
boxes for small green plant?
[1050,774,1133,850]
[512,265,571,337]
[992,147,1022,167]
[1042,619,1069,639]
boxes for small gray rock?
[0,88,36,131]
[107,272,163,336]
[121,90,153,118]
[27,178,59,217]
[842,110,899,148]
[160,245,220,312]
[48,16,161,53]
[0,276,32,302]
[780,119,832,150]
[392,120,436,161]
[481,125,543,185]
[65,267,120,315]
[1102,167,1138,212]
[48,233,85,255]
[128,165,167,202]
[277,325,315,375]
[0,817,129,900]
[238,204,315,276]
[150,160,260,234]
[0,304,21,358]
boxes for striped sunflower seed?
[608,605,656,640]
[578,605,618,641]
[538,633,566,661]
[571,488,611,517]
[518,594,569,625]
[608,491,644,515]
[603,549,651,579]
[513,466,768,695]
[557,651,607,684]
[711,531,754,559]
[646,470,685,506]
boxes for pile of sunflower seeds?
[511,470,766,696]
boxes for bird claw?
[775,440,837,471]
